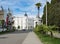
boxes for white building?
[13,12,43,30]
[13,13,34,30]
[34,15,43,27]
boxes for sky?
[0,0,51,18]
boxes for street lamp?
[46,0,47,26]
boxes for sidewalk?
[22,31,43,44]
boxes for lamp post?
[46,0,47,26]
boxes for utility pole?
[46,0,47,26]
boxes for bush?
[12,26,16,31]
[34,24,58,36]
[48,25,57,32]
[42,25,49,34]
[34,25,49,34]
[48,25,57,37]
[18,26,20,29]
[34,25,43,32]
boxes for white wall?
[13,16,34,30]
[34,17,43,28]
[28,18,34,29]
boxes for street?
[0,30,29,44]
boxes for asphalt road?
[0,30,29,44]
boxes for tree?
[2,20,5,31]
[35,3,41,17]
[51,0,60,4]
[42,0,60,27]
[42,2,51,25]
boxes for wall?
[13,16,34,30]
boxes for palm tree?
[35,3,41,17]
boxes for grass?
[35,32,60,44]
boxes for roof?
[24,12,28,16]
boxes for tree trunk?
[50,31,53,37]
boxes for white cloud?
[0,0,51,18]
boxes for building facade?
[0,6,4,20]
[34,15,43,27]
[13,13,34,30]
[0,6,4,26]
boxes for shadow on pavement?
[0,37,8,39]
[6,30,32,34]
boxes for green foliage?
[42,25,49,32]
[0,20,2,26]
[34,24,58,36]
[42,2,51,25]
[35,3,41,7]
[13,26,16,31]
[34,25,49,34]
[51,0,60,4]
[48,25,57,31]
[42,0,60,27]
[34,25,58,32]
[34,25,40,32]
[18,25,20,29]
[35,32,60,44]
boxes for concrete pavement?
[0,30,29,44]
[0,30,43,44]
[22,31,43,44]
